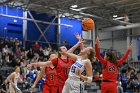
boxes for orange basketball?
[82,18,95,31]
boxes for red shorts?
[58,84,65,93]
[101,82,117,93]
[58,85,64,93]
[42,84,58,93]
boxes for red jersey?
[51,58,74,85]
[95,43,131,82]
[44,67,58,86]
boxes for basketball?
[82,18,95,31]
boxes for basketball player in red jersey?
[28,33,83,93]
[95,37,132,93]
[31,54,58,93]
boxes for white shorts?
[9,83,22,93]
[62,78,84,93]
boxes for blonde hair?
[87,47,95,62]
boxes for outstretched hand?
[128,43,133,50]
[78,38,85,45]
[74,32,82,40]
[96,36,100,44]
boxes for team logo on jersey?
[108,66,115,72]
[62,64,72,67]
[74,62,83,68]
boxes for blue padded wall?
[60,18,82,46]
[0,6,23,40]
[27,11,57,45]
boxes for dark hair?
[58,45,66,58]
[106,52,118,66]
[88,48,95,62]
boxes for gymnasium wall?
[98,26,140,61]
[97,29,131,62]
[132,27,140,61]
[97,30,127,53]
[60,18,82,47]
[0,6,83,49]
[27,11,57,47]
[27,14,82,48]
[0,6,23,40]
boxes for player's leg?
[101,82,108,93]
[15,87,22,93]
[71,81,83,93]
[58,85,64,93]
[62,79,71,93]
[9,83,16,93]
[108,82,117,93]
[42,84,51,93]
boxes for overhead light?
[62,15,65,17]
[113,17,125,20]
[113,15,118,18]
[70,8,81,11]
[71,5,78,8]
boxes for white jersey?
[9,72,21,93]
[69,58,87,80]
[13,72,20,86]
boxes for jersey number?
[50,74,54,80]
[65,68,70,75]
[108,66,115,72]
[71,66,76,73]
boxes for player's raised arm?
[61,51,78,61]
[74,32,84,50]
[27,61,52,69]
[27,54,58,69]
[117,43,132,66]
[67,33,84,53]
[95,37,107,66]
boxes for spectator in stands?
[16,47,22,57]
[4,36,9,45]
[128,72,139,92]
[93,72,101,82]
[136,71,140,92]
[38,47,44,61]
[0,40,4,51]
[2,45,10,54]
[121,72,128,92]
[32,42,40,52]
[27,48,34,61]
[117,80,123,93]
[43,47,50,60]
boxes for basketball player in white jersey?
[5,66,23,93]
[61,40,94,93]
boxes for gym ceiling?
[0,0,140,26]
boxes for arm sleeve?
[51,58,58,67]
[95,43,107,66]
[117,49,131,66]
